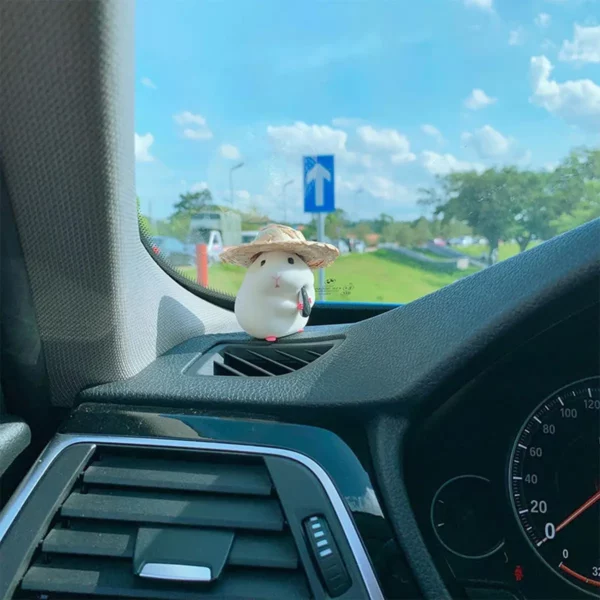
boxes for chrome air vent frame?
[0,434,384,600]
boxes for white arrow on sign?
[306,162,331,207]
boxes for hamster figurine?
[234,250,315,341]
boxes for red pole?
[196,243,209,287]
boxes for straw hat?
[219,223,340,269]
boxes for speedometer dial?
[509,377,600,596]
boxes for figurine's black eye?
[260,259,266,267]
[288,257,295,265]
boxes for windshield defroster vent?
[187,340,341,377]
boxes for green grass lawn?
[457,241,541,261]
[177,249,479,304]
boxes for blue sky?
[135,0,600,223]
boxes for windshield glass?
[135,0,599,304]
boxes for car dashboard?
[0,223,598,600]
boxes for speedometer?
[509,377,600,596]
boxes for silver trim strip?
[139,563,212,582]
[0,433,384,600]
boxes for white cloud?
[464,0,493,11]
[190,181,208,192]
[183,129,213,140]
[421,124,444,144]
[141,77,157,89]
[134,133,154,163]
[509,28,525,46]
[267,122,347,155]
[559,24,600,63]
[421,151,485,175]
[174,111,213,140]
[357,125,416,162]
[266,121,371,167]
[391,152,417,164]
[236,190,251,201]
[174,112,207,126]
[220,144,241,160]
[461,125,512,158]
[339,174,416,205]
[544,161,559,171]
[535,13,552,28]
[530,54,600,129]
[464,88,497,110]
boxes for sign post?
[303,155,335,302]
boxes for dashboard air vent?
[16,447,310,599]
[188,340,341,377]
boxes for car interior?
[1,2,599,600]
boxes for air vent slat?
[84,456,272,495]
[190,341,338,376]
[273,349,310,365]
[246,349,295,373]
[61,489,284,531]
[230,534,298,569]
[21,557,310,599]
[214,362,247,376]
[42,523,299,569]
[223,351,275,376]
[43,522,136,557]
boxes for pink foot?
[265,336,277,342]
[297,329,304,334]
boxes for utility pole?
[282,179,294,223]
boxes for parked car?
[332,239,350,254]
[448,236,475,247]
[351,239,366,253]
[151,236,195,267]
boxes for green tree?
[506,171,556,252]
[168,188,213,242]
[353,221,374,242]
[550,148,600,233]
[381,221,415,246]
[421,148,599,262]
[411,217,432,245]
[325,209,349,240]
[173,189,213,218]
[433,168,524,261]
[303,219,317,240]
[372,213,394,234]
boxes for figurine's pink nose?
[272,274,281,288]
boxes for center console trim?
[0,433,384,600]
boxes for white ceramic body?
[234,251,315,339]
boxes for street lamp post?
[229,162,244,207]
[282,179,294,223]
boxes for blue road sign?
[303,155,335,213]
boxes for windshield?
[135,0,599,304]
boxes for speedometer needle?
[539,489,600,545]
[555,489,600,533]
